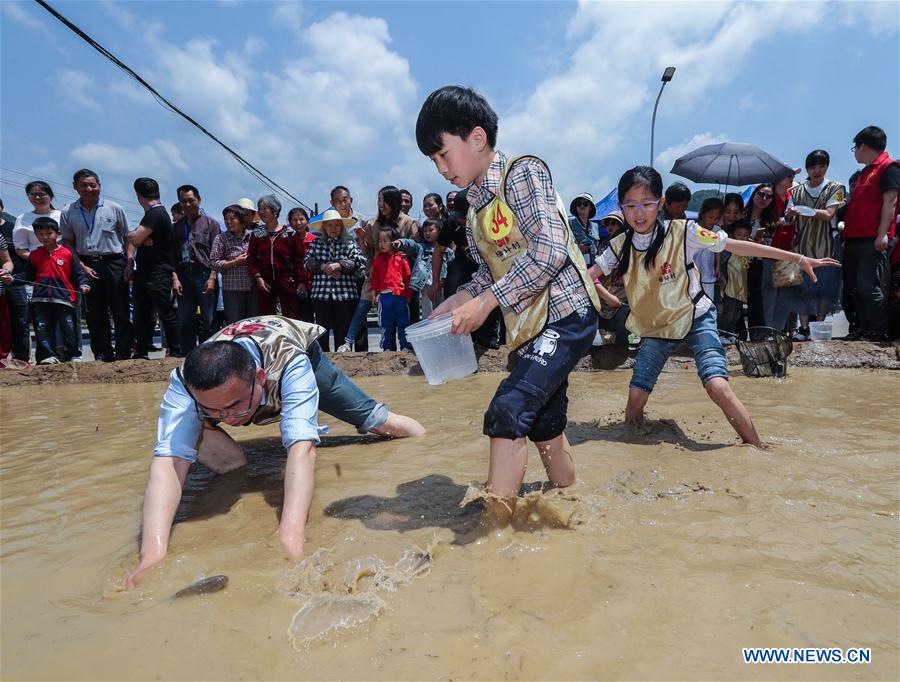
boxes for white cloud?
[70,140,189,180]
[2,1,55,38]
[499,0,895,198]
[273,1,304,33]
[654,132,729,173]
[52,70,101,111]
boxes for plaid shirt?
[304,235,366,301]
[209,229,253,291]
[462,150,592,323]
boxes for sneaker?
[70,356,83,363]
[131,353,150,360]
[793,327,810,341]
[336,343,352,353]
[39,356,61,365]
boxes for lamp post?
[650,66,676,167]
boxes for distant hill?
[688,189,723,211]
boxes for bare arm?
[128,225,154,247]
[278,440,317,560]
[725,240,839,283]
[877,190,899,249]
[122,456,191,588]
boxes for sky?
[1,0,898,226]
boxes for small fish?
[174,575,228,598]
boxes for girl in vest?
[589,167,839,447]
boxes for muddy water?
[1,368,898,680]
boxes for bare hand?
[82,264,99,280]
[256,278,271,293]
[121,556,161,590]
[874,234,889,252]
[172,278,183,297]
[296,283,307,295]
[450,294,493,335]
[232,254,248,266]
[800,256,841,284]
[203,278,216,295]
[325,263,342,278]
[0,272,12,285]
[278,528,305,561]
[79,285,91,295]
[143,237,154,247]
[124,261,134,284]
[428,281,442,302]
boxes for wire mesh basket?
[735,327,793,378]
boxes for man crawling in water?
[123,315,424,588]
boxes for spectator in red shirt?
[1,217,90,363]
[288,207,316,324]
[370,227,412,351]
[248,195,303,319]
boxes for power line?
[1,167,144,209]
[0,179,146,222]
[32,0,312,213]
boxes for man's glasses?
[190,381,257,420]
[620,201,660,213]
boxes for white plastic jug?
[405,313,478,385]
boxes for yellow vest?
[200,316,324,425]
[471,155,601,349]
[610,219,705,340]
[724,253,749,303]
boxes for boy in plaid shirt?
[304,209,366,351]
[416,86,601,524]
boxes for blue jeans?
[344,297,372,346]
[378,293,410,351]
[630,309,728,392]
[307,342,387,433]
[176,265,216,355]
[34,302,78,361]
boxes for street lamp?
[650,66,676,167]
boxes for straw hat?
[309,208,357,229]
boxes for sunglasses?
[575,200,592,208]
[756,192,773,200]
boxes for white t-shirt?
[693,225,723,283]
[13,209,62,252]
[596,220,728,318]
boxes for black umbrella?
[671,142,796,186]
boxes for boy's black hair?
[183,341,255,391]
[699,197,725,216]
[399,188,412,198]
[73,168,100,185]
[616,166,666,276]
[330,185,350,199]
[664,182,691,203]
[722,192,744,212]
[853,126,887,153]
[730,219,752,236]
[133,177,160,200]
[415,85,498,156]
[171,202,184,214]
[32,216,60,232]
[177,184,201,199]
[805,149,830,168]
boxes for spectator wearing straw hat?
[569,192,596,266]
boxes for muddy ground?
[1,340,896,387]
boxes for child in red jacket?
[370,227,412,351]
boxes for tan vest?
[610,219,705,340]
[202,316,324,425]
[724,253,749,303]
[471,155,602,348]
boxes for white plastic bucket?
[405,313,478,385]
[809,321,832,341]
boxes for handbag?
[771,259,803,288]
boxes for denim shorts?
[630,308,728,392]
[307,342,388,433]
[483,307,598,441]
